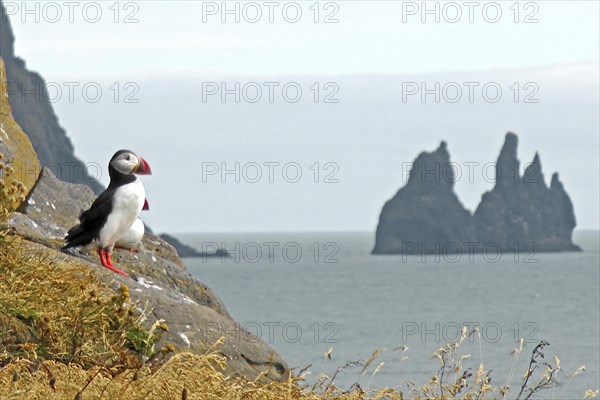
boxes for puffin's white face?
[110,151,140,175]
[109,150,152,176]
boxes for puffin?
[63,150,151,276]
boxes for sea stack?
[373,133,580,254]
[372,141,476,254]
[473,133,580,252]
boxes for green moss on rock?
[0,57,40,209]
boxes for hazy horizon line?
[34,59,600,82]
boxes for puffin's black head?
[109,150,152,181]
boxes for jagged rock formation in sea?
[473,133,580,252]
[372,141,476,254]
[373,133,580,254]
[0,0,104,193]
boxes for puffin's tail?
[62,225,95,249]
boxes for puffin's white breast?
[99,180,145,248]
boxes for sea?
[176,231,600,399]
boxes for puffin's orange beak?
[135,157,152,175]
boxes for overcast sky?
[8,1,600,77]
[6,1,600,232]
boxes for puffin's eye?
[126,155,131,161]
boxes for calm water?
[178,231,600,399]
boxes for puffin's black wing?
[62,188,115,249]
[79,189,115,228]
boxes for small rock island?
[159,233,229,258]
[373,133,580,254]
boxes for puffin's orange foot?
[98,249,129,277]
[102,262,130,277]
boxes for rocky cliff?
[1,3,290,380]
[373,133,580,254]
[0,0,103,193]
[0,53,289,382]
[372,142,476,254]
